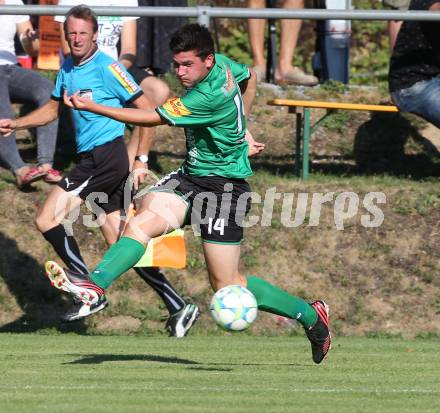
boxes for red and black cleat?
[305,300,331,364]
[45,261,104,305]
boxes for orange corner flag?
[135,229,186,269]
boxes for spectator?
[135,0,188,75]
[0,0,60,189]
[382,0,410,50]
[389,0,440,128]
[247,0,318,85]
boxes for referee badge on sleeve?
[108,62,139,94]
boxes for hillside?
[0,82,439,338]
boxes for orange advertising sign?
[37,0,60,70]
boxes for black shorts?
[151,170,252,244]
[57,138,130,214]
[128,66,153,85]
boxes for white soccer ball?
[210,285,258,331]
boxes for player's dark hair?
[64,4,98,34]
[169,24,215,60]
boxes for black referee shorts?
[57,138,130,214]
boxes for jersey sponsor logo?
[224,68,234,92]
[221,65,236,96]
[162,97,192,118]
[108,62,139,94]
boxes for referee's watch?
[135,154,149,164]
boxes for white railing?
[0,5,439,26]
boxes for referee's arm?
[11,98,60,132]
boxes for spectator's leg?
[9,65,58,174]
[247,0,267,82]
[388,20,402,51]
[391,78,440,129]
[276,0,318,86]
[126,76,170,167]
[140,76,170,107]
[277,0,303,77]
[126,129,139,169]
[153,0,188,74]
[421,80,440,129]
[0,66,29,183]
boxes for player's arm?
[64,91,164,126]
[16,20,39,57]
[240,69,264,156]
[119,19,137,70]
[245,129,265,157]
[430,3,440,10]
[239,68,257,119]
[0,99,60,137]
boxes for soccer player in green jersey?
[48,23,331,363]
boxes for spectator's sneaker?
[305,300,331,364]
[276,67,319,86]
[61,296,109,322]
[45,261,104,306]
[252,66,266,83]
[165,303,200,338]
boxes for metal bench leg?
[266,0,277,83]
[295,112,302,177]
[302,108,311,180]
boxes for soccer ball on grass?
[210,285,258,331]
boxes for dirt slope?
[0,85,439,337]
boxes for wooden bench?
[267,99,399,180]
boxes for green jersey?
[156,54,252,178]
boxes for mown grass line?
[0,334,439,413]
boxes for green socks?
[246,275,317,328]
[88,239,318,329]
[90,237,145,289]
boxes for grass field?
[0,334,439,413]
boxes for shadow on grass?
[0,232,87,334]
[189,361,307,368]
[155,124,439,179]
[66,353,306,369]
[65,353,199,365]
[352,112,440,179]
[187,366,233,372]
[312,111,439,179]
